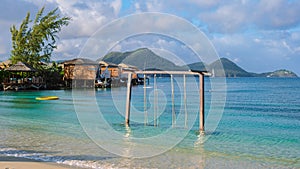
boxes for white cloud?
[55,38,83,53]
[282,41,293,53]
[291,32,300,41]
[110,0,122,16]
[211,30,300,74]
[0,0,299,75]
[189,0,221,8]
[197,1,254,33]
[253,38,261,43]
[134,3,141,12]
[41,0,121,39]
[233,58,240,63]
[253,0,300,29]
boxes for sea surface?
[0,77,299,169]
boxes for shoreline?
[0,155,81,169]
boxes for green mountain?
[100,48,298,77]
[186,58,253,77]
[100,48,186,71]
[99,51,128,64]
[185,62,207,72]
[209,58,254,77]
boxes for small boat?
[36,96,59,100]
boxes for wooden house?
[98,61,120,78]
[63,58,98,88]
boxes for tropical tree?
[10,7,70,70]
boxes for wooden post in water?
[184,74,187,128]
[144,74,148,125]
[154,74,157,126]
[171,74,175,127]
[125,73,132,126]
[199,73,205,132]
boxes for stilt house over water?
[63,58,98,88]
[98,61,120,78]
[2,61,45,91]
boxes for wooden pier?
[124,70,209,132]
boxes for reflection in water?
[124,124,131,138]
[194,133,206,169]
[120,125,134,167]
[194,132,205,147]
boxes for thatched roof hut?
[5,61,36,72]
[63,58,97,65]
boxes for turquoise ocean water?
[0,77,299,168]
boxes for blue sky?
[0,0,300,75]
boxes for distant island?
[100,48,298,78]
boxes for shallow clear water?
[0,78,299,168]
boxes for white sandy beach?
[0,156,78,169]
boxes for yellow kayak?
[36,96,59,100]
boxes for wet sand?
[0,155,78,169]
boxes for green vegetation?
[10,7,70,70]
[40,61,64,89]
[208,58,254,77]
[100,51,128,64]
[0,70,9,83]
[5,7,70,89]
[259,69,298,77]
[185,62,206,72]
